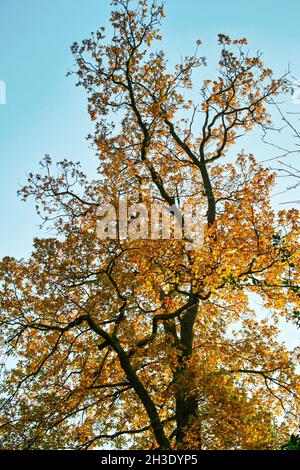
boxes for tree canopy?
[0,0,300,450]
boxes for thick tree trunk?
[174,300,201,448]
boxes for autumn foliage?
[0,0,300,450]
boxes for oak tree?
[1,0,300,450]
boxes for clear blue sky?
[0,0,300,352]
[1,0,300,258]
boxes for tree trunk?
[174,300,201,448]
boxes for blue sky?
[1,0,300,257]
[0,0,300,347]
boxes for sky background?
[0,0,300,346]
